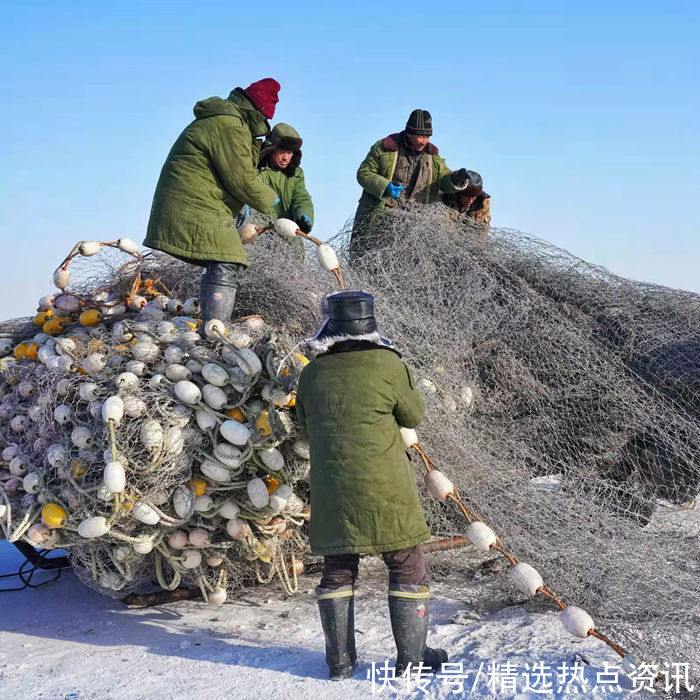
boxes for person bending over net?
[144,78,281,323]
[440,169,492,239]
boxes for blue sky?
[1,1,698,320]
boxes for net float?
[200,459,232,483]
[101,395,124,424]
[226,517,248,541]
[117,237,140,254]
[53,267,71,289]
[140,420,164,450]
[218,500,240,520]
[510,563,544,597]
[561,606,595,638]
[132,502,160,525]
[165,364,191,382]
[166,299,184,315]
[204,319,226,339]
[27,522,51,544]
[201,363,229,386]
[22,472,41,494]
[181,549,202,569]
[132,341,159,363]
[316,243,339,273]
[104,461,126,493]
[168,530,188,549]
[269,484,293,512]
[213,442,242,468]
[174,380,201,405]
[220,419,251,446]
[41,503,67,529]
[273,218,299,239]
[122,395,147,417]
[425,470,454,500]
[53,404,73,425]
[173,485,195,518]
[466,521,497,552]
[71,426,94,449]
[188,528,210,547]
[260,447,285,471]
[207,588,227,606]
[247,477,269,509]
[78,516,110,538]
[10,456,29,476]
[54,294,81,313]
[183,298,200,316]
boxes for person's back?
[296,291,448,681]
[297,343,427,555]
[144,78,280,324]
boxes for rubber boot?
[199,282,237,324]
[316,586,357,680]
[388,584,448,676]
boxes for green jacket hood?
[193,89,270,138]
[259,122,303,175]
[193,96,239,120]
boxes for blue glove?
[273,196,280,206]
[235,204,250,229]
[296,215,312,233]
[385,182,404,199]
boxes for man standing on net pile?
[350,109,473,255]
[144,78,281,323]
[295,290,448,680]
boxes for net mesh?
[0,207,698,682]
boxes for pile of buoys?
[0,234,318,604]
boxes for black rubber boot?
[199,282,237,324]
[316,586,357,680]
[199,262,243,323]
[388,584,448,677]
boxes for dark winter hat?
[406,109,433,136]
[324,291,377,337]
[308,291,393,349]
[461,170,484,197]
[243,78,281,119]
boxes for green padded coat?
[144,88,278,265]
[354,131,461,226]
[295,346,430,555]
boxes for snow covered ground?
[0,541,654,699]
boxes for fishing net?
[0,205,698,688]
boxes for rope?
[154,548,182,591]
[411,442,632,661]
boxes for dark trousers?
[320,545,427,589]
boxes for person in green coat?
[144,78,281,323]
[296,291,448,680]
[351,109,473,255]
[258,123,314,233]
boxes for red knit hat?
[243,78,280,119]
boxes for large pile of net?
[1,207,698,684]
[0,234,324,603]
